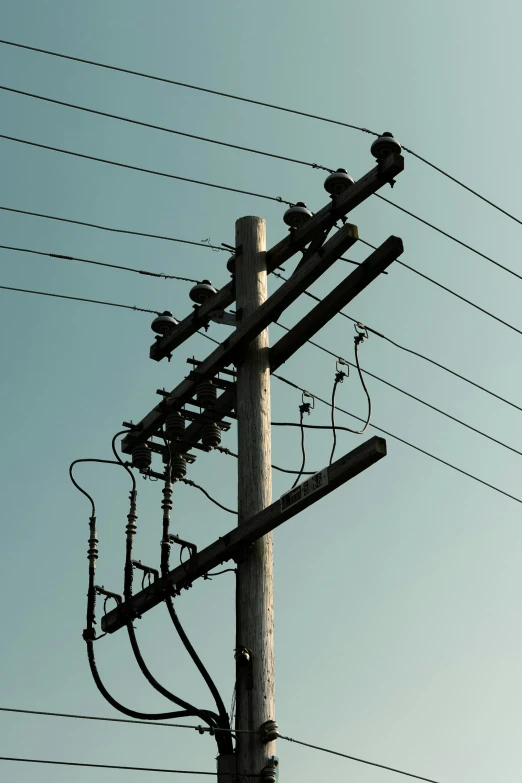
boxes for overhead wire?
[0,283,161,314]
[0,706,442,781]
[290,405,308,489]
[0,83,332,173]
[0,205,227,250]
[273,321,522,460]
[273,270,522,414]
[216,444,316,476]
[0,243,200,282]
[0,132,293,205]
[180,477,238,515]
[273,373,522,506]
[0,756,235,776]
[1,38,520,228]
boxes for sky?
[1,1,521,781]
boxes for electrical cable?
[359,239,522,339]
[0,756,235,776]
[0,706,209,731]
[0,132,293,206]
[0,83,332,173]
[0,243,200,282]
[160,441,232,745]
[278,734,439,783]
[273,321,522,460]
[290,406,307,489]
[375,194,522,283]
[180,477,238,515]
[329,371,344,465]
[273,271,522,415]
[0,204,227,250]
[273,373,522,506]
[216,445,316,476]
[70,457,213,724]
[1,39,520,228]
[110,434,220,731]
[2,84,518,288]
[0,283,161,314]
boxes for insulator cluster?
[165,411,185,441]
[197,380,217,409]
[170,455,187,481]
[201,421,221,450]
[131,443,151,470]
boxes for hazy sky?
[1,2,522,782]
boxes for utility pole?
[234,216,275,777]
[87,138,406,783]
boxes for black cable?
[111,434,219,730]
[215,445,316,476]
[359,238,522,339]
[290,407,307,489]
[2,39,520,229]
[180,477,238,515]
[0,755,230,776]
[0,243,200,282]
[375,194,522,283]
[329,372,343,466]
[0,283,160,314]
[278,734,439,783]
[0,83,332,173]
[273,271,522,415]
[276,323,522,459]
[0,706,208,730]
[0,133,293,206]
[0,204,226,250]
[273,373,522,506]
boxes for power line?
[0,132,293,206]
[359,239,522,339]
[0,243,200,283]
[272,271,522,415]
[0,205,227,250]
[273,373,522,506]
[375,194,522,283]
[0,755,237,776]
[278,734,439,783]
[3,82,518,290]
[180,477,238,515]
[0,283,161,314]
[273,322,522,460]
[0,83,332,173]
[0,706,204,731]
[216,444,316,476]
[1,39,520,228]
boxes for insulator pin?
[170,456,187,481]
[165,411,185,441]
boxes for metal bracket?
[208,309,237,327]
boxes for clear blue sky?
[1,1,521,781]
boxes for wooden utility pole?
[234,216,275,777]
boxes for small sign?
[280,468,329,512]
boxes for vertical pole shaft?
[234,216,275,777]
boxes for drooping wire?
[0,243,200,282]
[160,434,232,744]
[0,205,227,250]
[180,477,237,515]
[273,373,522,506]
[290,401,310,489]
[1,38,520,230]
[0,133,293,206]
[329,364,348,466]
[273,270,522,415]
[111,432,219,729]
[216,445,316,476]
[69,458,206,724]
